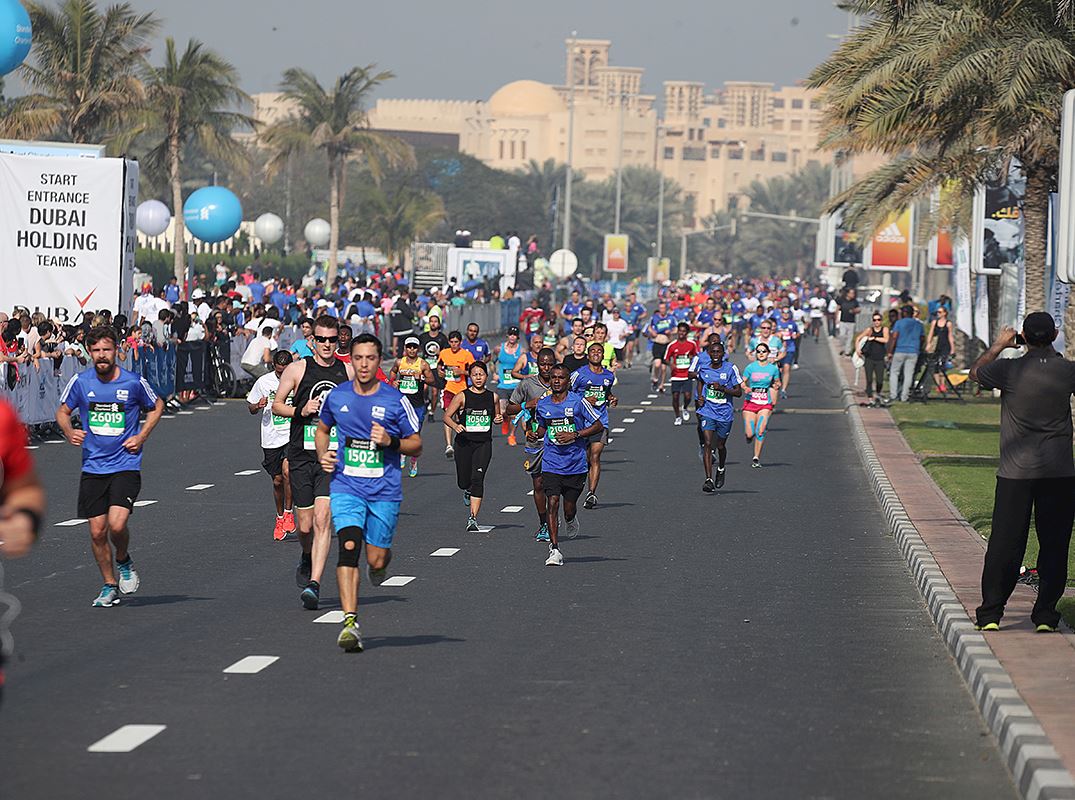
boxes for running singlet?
[289,356,349,460]
[59,367,158,474]
[497,342,522,389]
[520,351,539,377]
[319,381,421,502]
[696,359,742,423]
[570,366,615,426]
[395,356,426,405]
[535,393,601,475]
[744,361,780,406]
[664,341,700,380]
[458,388,496,442]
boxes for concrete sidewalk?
[832,343,1075,797]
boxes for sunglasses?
[313,335,339,343]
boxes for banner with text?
[0,152,136,323]
[866,207,914,272]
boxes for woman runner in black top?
[445,361,501,532]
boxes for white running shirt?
[247,371,290,449]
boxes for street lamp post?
[656,125,665,260]
[562,31,577,252]
[614,90,628,234]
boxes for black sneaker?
[715,468,726,489]
[583,492,597,510]
[702,478,715,493]
[295,556,312,588]
[466,516,480,533]
[300,581,320,610]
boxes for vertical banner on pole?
[865,207,914,271]
[120,159,139,318]
[954,236,973,338]
[974,274,990,344]
[1047,193,1069,351]
[603,234,628,273]
[928,185,955,269]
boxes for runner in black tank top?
[445,362,501,532]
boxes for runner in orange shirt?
[438,330,475,459]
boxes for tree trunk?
[1022,160,1050,313]
[327,155,339,285]
[170,135,186,297]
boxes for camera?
[1014,333,1026,346]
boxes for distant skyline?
[10,1,854,102]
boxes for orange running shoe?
[283,510,296,533]
[273,516,287,541]
[508,434,517,446]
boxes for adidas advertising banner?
[0,152,138,323]
[865,207,914,272]
[928,186,955,269]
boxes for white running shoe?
[545,547,564,566]
[565,515,580,539]
[92,585,119,607]
[673,416,683,426]
[681,410,690,421]
[117,559,140,594]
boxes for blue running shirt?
[535,393,601,475]
[59,368,159,474]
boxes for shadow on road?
[123,594,213,607]
[364,634,465,649]
[568,556,628,564]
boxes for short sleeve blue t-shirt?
[570,366,616,426]
[697,359,742,422]
[60,367,159,474]
[892,317,924,354]
[462,338,490,362]
[775,319,799,351]
[535,393,601,475]
[649,314,675,337]
[318,381,422,502]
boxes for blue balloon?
[183,186,242,244]
[0,0,31,76]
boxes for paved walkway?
[834,349,1075,776]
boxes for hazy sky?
[54,0,851,101]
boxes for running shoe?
[116,558,140,594]
[300,581,320,610]
[545,547,564,567]
[658,385,666,394]
[273,516,287,541]
[702,478,715,493]
[565,515,580,539]
[466,516,480,533]
[369,550,392,586]
[1035,623,1060,634]
[681,410,690,422]
[508,434,517,447]
[92,584,119,607]
[445,445,454,460]
[674,416,683,426]
[535,523,550,543]
[974,622,1000,631]
[698,445,704,462]
[296,556,312,588]
[408,458,419,478]
[715,468,726,490]
[283,510,296,533]
[337,616,364,652]
[463,490,471,506]
[651,379,658,391]
[583,492,597,510]
[792,364,799,370]
[780,390,788,400]
[751,457,761,469]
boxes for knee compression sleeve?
[337,526,363,567]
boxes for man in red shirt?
[665,322,700,425]
[518,299,546,339]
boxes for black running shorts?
[262,445,288,478]
[541,471,586,503]
[289,457,331,508]
[77,471,141,519]
[651,342,669,362]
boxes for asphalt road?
[1,339,1016,799]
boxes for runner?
[462,322,492,364]
[531,363,604,566]
[747,319,785,363]
[665,322,700,425]
[505,348,557,542]
[623,292,647,368]
[605,306,630,365]
[511,333,543,381]
[741,343,781,468]
[519,298,546,340]
[592,322,618,369]
[56,327,164,607]
[774,306,800,398]
[570,342,618,509]
[728,292,748,353]
[246,348,296,540]
[541,318,560,350]
[495,326,523,445]
[389,336,436,476]
[444,361,501,531]
[695,338,743,493]
[647,300,675,392]
[560,289,583,330]
[807,291,826,342]
[272,315,352,611]
[316,333,422,652]
[562,336,589,374]
[417,313,448,419]
[557,318,584,359]
[437,331,475,459]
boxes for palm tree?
[0,0,158,143]
[122,38,254,288]
[353,184,444,269]
[261,66,413,283]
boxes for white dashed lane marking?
[640,401,653,406]
[431,548,460,557]
[133,500,157,508]
[87,724,166,753]
[314,611,345,624]
[647,394,658,399]
[500,506,524,513]
[632,409,645,414]
[44,439,65,444]
[194,405,212,411]
[185,484,214,491]
[612,428,626,433]
[223,656,279,674]
[26,445,38,450]
[381,576,416,587]
[623,418,636,423]
[55,518,87,527]
[527,490,534,496]
[177,411,194,416]
[234,470,260,476]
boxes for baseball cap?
[404,336,420,346]
[1022,311,1056,345]
[507,325,520,335]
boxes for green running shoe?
[337,615,363,652]
[975,622,1000,632]
[1035,623,1059,634]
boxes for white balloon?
[304,218,331,248]
[136,200,171,237]
[255,213,284,245]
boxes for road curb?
[826,340,1075,800]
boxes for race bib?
[704,385,728,405]
[750,389,770,404]
[781,329,792,340]
[543,334,557,346]
[270,391,290,429]
[547,417,576,442]
[88,401,125,437]
[501,369,516,384]
[465,409,492,433]
[584,386,606,406]
[304,424,339,450]
[342,437,384,478]
[444,366,459,381]
[675,355,691,370]
[399,375,419,395]
[527,363,539,376]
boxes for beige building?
[245,39,837,230]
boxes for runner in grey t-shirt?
[505,348,556,543]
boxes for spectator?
[164,276,180,304]
[887,304,923,402]
[855,311,889,405]
[836,287,860,355]
[241,325,277,379]
[970,313,1075,632]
